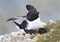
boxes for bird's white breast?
[26,17,47,30]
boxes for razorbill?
[7,4,47,34]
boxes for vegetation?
[31,21,60,42]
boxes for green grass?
[31,21,60,42]
[42,22,60,42]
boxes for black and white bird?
[7,4,47,34]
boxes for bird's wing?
[7,16,27,21]
[7,17,17,21]
[13,20,27,29]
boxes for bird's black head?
[26,5,39,21]
[26,5,37,12]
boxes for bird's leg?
[38,28,48,34]
[24,29,37,34]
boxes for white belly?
[26,18,47,30]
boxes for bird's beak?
[36,12,39,15]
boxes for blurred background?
[0,0,60,35]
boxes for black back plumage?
[26,5,39,21]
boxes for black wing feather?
[13,20,27,29]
